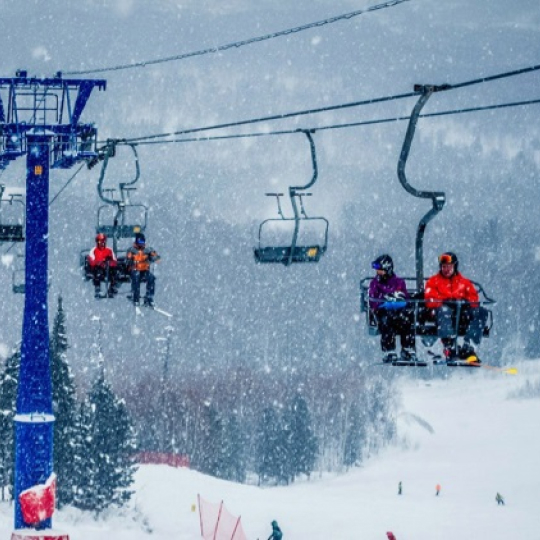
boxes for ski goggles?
[372,262,384,270]
[438,254,454,264]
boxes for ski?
[147,305,173,318]
[127,295,172,318]
[428,351,517,374]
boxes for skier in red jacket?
[87,233,118,298]
[425,252,487,361]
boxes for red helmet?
[95,233,107,244]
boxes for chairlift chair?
[254,130,329,266]
[359,276,495,342]
[82,140,147,285]
[360,84,495,364]
[0,186,25,242]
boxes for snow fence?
[198,494,247,540]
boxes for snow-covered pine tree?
[283,394,317,482]
[196,404,224,478]
[220,413,246,483]
[255,406,286,485]
[71,400,97,511]
[50,295,78,507]
[0,347,19,501]
[73,373,137,514]
[343,400,365,469]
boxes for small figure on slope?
[126,233,161,307]
[436,484,441,496]
[267,520,283,540]
[87,233,118,298]
[495,492,505,506]
[398,481,402,495]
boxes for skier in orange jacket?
[126,233,161,306]
[425,252,487,362]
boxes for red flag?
[19,473,57,525]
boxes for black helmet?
[372,254,394,275]
[135,233,146,246]
[439,251,459,273]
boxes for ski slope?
[1,359,538,540]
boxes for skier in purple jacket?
[369,254,416,363]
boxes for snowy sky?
[2,359,538,540]
[0,2,539,537]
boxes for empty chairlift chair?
[254,130,329,266]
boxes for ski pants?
[376,306,415,352]
[130,270,155,302]
[91,265,116,291]
[435,303,488,345]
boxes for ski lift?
[0,185,25,242]
[360,85,495,364]
[81,141,148,286]
[254,130,329,266]
[95,141,148,247]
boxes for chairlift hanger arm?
[96,140,140,206]
[398,85,449,292]
[290,129,318,193]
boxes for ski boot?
[382,352,398,364]
[397,349,427,367]
[143,297,154,308]
[94,286,101,299]
[459,343,481,365]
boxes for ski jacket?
[88,246,117,268]
[267,526,283,540]
[424,272,479,309]
[368,274,409,311]
[126,245,160,272]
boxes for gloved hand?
[384,291,405,302]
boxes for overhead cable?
[62,0,411,75]
[124,97,540,146]
[122,63,540,145]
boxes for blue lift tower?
[0,70,106,530]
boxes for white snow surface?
[2,360,539,540]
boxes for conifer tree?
[73,373,137,514]
[343,401,364,469]
[196,405,224,477]
[0,348,19,500]
[220,414,246,483]
[284,394,317,482]
[50,295,78,507]
[255,407,285,485]
[71,400,97,511]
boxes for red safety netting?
[198,494,247,540]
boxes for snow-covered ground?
[2,359,538,540]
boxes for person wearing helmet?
[368,254,416,363]
[87,233,118,298]
[267,520,283,540]
[425,252,487,362]
[126,233,161,306]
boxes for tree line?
[0,296,136,513]
[0,296,397,512]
